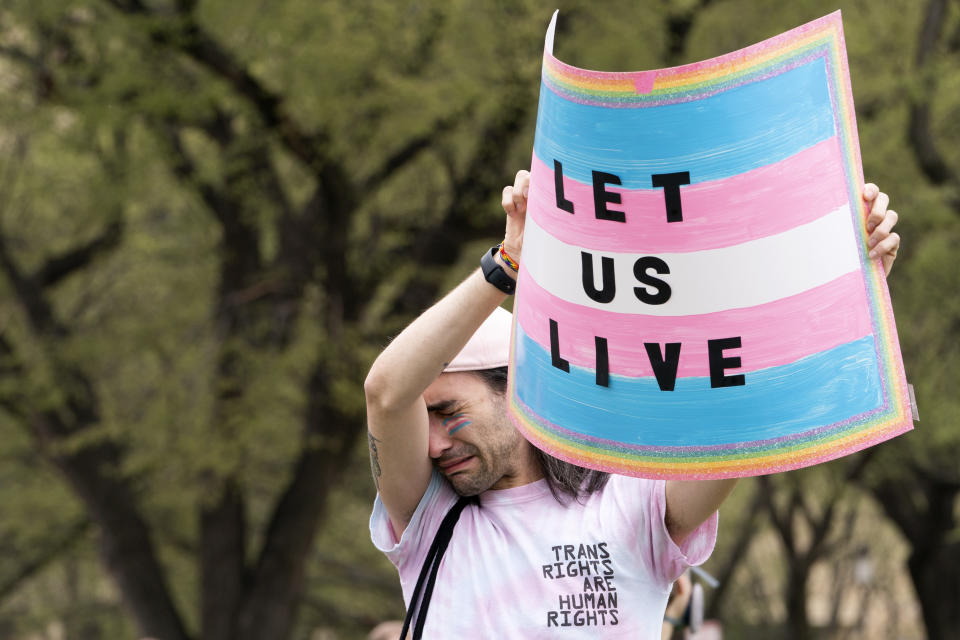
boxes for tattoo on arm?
[368,431,382,491]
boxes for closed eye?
[426,400,458,415]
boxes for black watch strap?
[480,246,517,295]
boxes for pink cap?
[444,307,512,372]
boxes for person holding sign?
[365,169,899,638]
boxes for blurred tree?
[0,1,679,637]
[757,455,873,640]
[0,0,553,637]
[1,0,957,639]
[859,1,960,638]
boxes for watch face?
[482,247,516,294]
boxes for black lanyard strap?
[400,495,477,640]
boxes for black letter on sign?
[595,336,609,387]
[644,342,681,391]
[592,171,625,222]
[554,160,575,214]
[550,319,570,373]
[651,172,691,223]
[708,337,745,388]
[581,252,617,303]
[633,256,671,305]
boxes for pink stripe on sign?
[515,268,872,378]
[632,72,656,94]
[530,136,849,253]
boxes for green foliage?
[0,0,957,638]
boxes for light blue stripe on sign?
[514,329,883,447]
[533,59,836,189]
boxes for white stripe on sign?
[521,203,860,316]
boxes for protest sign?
[507,11,913,479]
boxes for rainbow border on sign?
[506,11,913,480]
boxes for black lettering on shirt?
[543,540,620,628]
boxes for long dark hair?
[470,367,610,504]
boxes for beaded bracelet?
[498,243,520,272]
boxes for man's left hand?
[863,183,900,276]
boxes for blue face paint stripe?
[533,58,836,189]
[447,421,469,435]
[514,327,883,447]
[443,414,471,435]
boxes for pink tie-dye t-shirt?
[370,472,717,639]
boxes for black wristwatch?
[480,246,517,295]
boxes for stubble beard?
[437,442,492,496]
[442,425,524,497]
[448,466,492,496]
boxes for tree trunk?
[51,443,190,640]
[784,560,812,640]
[872,475,960,640]
[201,482,246,640]
[909,542,960,640]
[705,483,765,619]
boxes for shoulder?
[596,474,663,511]
[599,475,718,584]
[570,474,666,540]
[371,471,458,559]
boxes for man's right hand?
[500,169,530,266]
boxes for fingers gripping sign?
[502,169,530,263]
[863,182,900,276]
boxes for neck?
[489,440,544,491]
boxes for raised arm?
[663,182,902,545]
[364,171,530,538]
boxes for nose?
[428,417,454,460]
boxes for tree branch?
[705,482,765,619]
[0,518,92,602]
[0,44,44,73]
[0,131,188,640]
[360,103,474,193]
[200,480,246,640]
[809,452,874,547]
[0,44,56,99]
[237,362,360,640]
[0,230,67,338]
[665,0,716,65]
[0,135,27,216]
[160,124,236,226]
[0,136,124,330]
[104,0,331,174]
[34,219,124,288]
[101,0,148,14]
[758,476,795,552]
[376,82,534,316]
[907,0,958,190]
[0,332,29,421]
[873,477,924,543]
[795,490,817,532]
[49,439,191,640]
